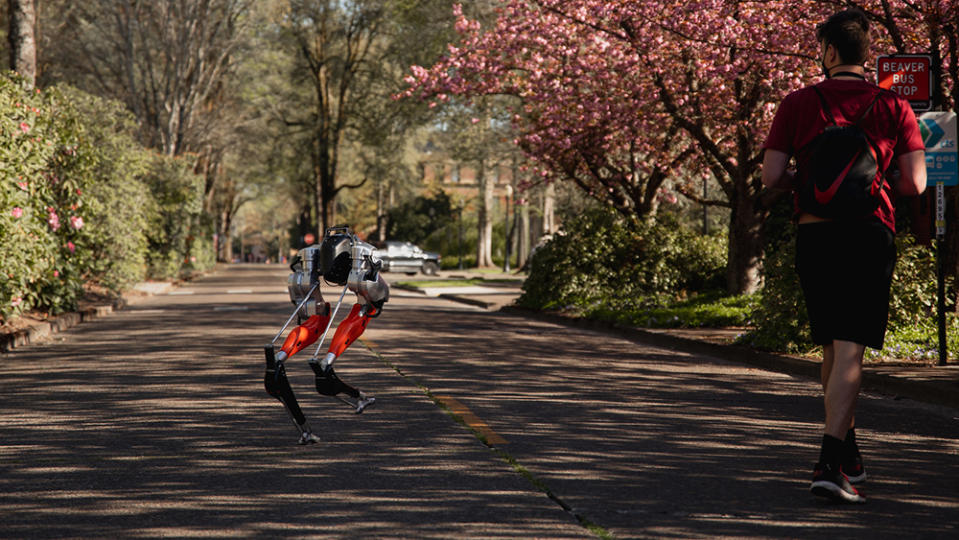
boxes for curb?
[1,298,127,353]
[501,305,959,410]
[438,293,499,309]
[1,280,179,354]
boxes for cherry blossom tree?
[404,1,826,293]
[851,0,959,281]
[404,0,958,293]
[404,2,694,222]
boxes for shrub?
[518,207,727,312]
[49,85,154,293]
[1,75,65,319]
[143,153,206,280]
[1,73,211,322]
[737,225,812,353]
[743,227,955,360]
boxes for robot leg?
[264,346,320,444]
[276,306,331,362]
[310,303,376,413]
[320,303,371,369]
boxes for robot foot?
[355,393,376,414]
[334,393,376,414]
[298,430,321,445]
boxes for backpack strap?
[811,85,838,126]
[851,90,881,125]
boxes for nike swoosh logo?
[815,149,862,204]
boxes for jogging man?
[761,8,926,503]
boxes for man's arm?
[761,149,795,190]
[895,149,926,196]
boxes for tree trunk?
[218,209,231,263]
[476,160,494,267]
[518,200,530,269]
[375,182,387,242]
[7,0,36,87]
[725,187,765,295]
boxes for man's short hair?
[816,9,871,65]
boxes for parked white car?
[374,241,441,276]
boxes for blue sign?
[926,153,958,186]
[920,112,958,186]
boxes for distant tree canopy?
[386,191,454,245]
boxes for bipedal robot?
[264,226,388,444]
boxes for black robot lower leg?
[264,346,318,444]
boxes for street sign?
[877,54,933,111]
[920,111,958,186]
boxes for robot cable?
[270,282,320,345]
[310,283,350,360]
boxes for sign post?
[920,111,958,365]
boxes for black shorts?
[795,219,896,350]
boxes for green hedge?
[518,208,727,312]
[1,73,212,322]
[518,205,949,361]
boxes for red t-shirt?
[763,78,924,232]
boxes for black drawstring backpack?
[797,86,884,219]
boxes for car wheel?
[422,261,439,276]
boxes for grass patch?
[865,315,959,364]
[585,291,757,329]
[396,278,522,288]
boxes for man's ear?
[824,43,839,65]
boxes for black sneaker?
[811,463,866,503]
[842,455,867,484]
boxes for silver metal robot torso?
[286,229,389,320]
[287,246,325,320]
[347,238,389,313]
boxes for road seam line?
[359,341,614,539]
[433,396,508,445]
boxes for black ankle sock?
[819,434,844,468]
[844,427,861,459]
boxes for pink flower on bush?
[19,122,30,133]
[53,270,59,277]
[70,216,84,230]
[11,297,22,308]
[11,207,23,219]
[47,208,60,231]
[66,241,75,253]
[17,182,28,191]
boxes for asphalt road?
[1,264,958,539]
